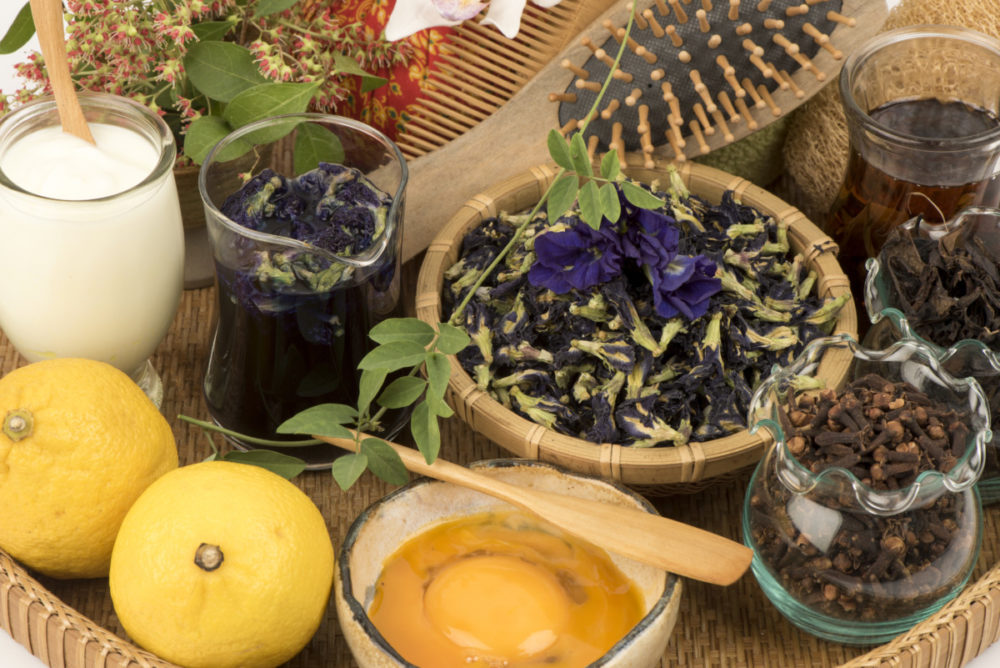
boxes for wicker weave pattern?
[0,552,172,668]
[0,222,998,667]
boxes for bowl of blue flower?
[415,159,858,494]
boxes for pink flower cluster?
[11,0,410,143]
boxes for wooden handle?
[316,433,753,586]
[29,0,94,144]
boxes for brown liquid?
[825,98,1000,307]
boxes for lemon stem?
[195,543,224,572]
[3,409,33,442]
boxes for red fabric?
[336,0,454,141]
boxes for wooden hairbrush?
[400,0,886,262]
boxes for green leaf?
[599,182,621,224]
[223,82,321,133]
[360,438,409,486]
[411,401,441,464]
[277,403,357,438]
[426,394,454,419]
[191,20,233,42]
[293,122,344,174]
[255,0,300,16]
[369,317,436,346]
[222,449,307,479]
[621,181,666,210]
[358,341,429,372]
[546,174,579,223]
[332,53,387,93]
[424,351,451,401]
[547,129,573,171]
[578,180,603,229]
[332,452,369,490]
[600,149,621,181]
[357,368,387,416]
[183,115,243,165]
[184,41,268,103]
[435,322,470,355]
[378,376,427,409]
[0,3,32,55]
[568,132,593,177]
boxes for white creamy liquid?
[0,122,184,374]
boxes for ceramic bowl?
[334,459,682,667]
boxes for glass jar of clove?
[743,334,991,644]
[865,206,1000,504]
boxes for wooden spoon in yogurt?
[316,432,754,586]
[29,0,95,144]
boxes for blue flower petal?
[659,255,698,291]
[528,263,574,294]
[528,218,624,294]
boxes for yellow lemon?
[0,358,177,579]
[109,460,335,668]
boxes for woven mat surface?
[3,268,1000,667]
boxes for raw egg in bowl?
[334,459,681,668]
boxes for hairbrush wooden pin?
[549,0,883,166]
[398,0,885,262]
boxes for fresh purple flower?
[621,207,679,271]
[528,183,722,321]
[529,221,623,293]
[650,256,720,320]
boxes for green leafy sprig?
[181,4,666,487]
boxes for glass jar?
[865,206,1000,503]
[198,114,408,467]
[824,25,1000,308]
[743,334,990,644]
[0,92,184,407]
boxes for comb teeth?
[552,0,856,163]
[396,0,603,159]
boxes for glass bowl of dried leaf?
[416,160,858,495]
[864,206,1000,503]
[743,333,991,645]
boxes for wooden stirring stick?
[315,432,753,586]
[29,0,94,144]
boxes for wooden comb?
[399,0,885,263]
[397,0,618,159]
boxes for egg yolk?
[367,510,645,668]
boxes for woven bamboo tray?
[2,270,1000,668]
[414,160,858,495]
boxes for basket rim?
[414,158,858,486]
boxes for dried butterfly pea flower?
[219,162,393,300]
[443,174,849,447]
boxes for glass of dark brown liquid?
[198,115,409,468]
[826,25,1000,310]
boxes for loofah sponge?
[694,116,792,188]
[781,0,1000,222]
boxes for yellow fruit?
[109,460,335,668]
[0,358,177,579]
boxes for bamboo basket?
[414,160,858,495]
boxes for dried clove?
[784,373,970,487]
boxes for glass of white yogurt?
[0,92,184,407]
